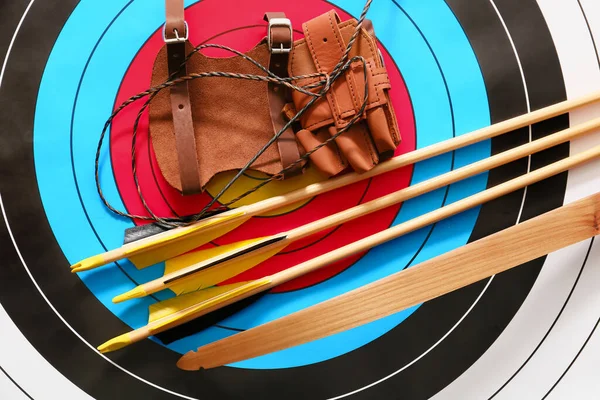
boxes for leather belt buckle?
[268,18,293,54]
[163,21,189,43]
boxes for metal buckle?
[268,18,293,54]
[163,21,189,44]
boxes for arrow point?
[70,254,105,272]
[113,286,148,303]
[97,333,132,354]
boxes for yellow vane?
[204,167,325,215]
[127,213,250,269]
[150,278,272,332]
[148,281,253,323]
[111,235,287,303]
[164,237,288,295]
[70,210,249,273]
[98,279,273,354]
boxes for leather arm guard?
[149,1,304,195]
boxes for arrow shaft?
[286,116,600,241]
[153,236,287,293]
[103,142,600,353]
[163,143,600,337]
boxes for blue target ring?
[33,0,489,369]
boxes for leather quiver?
[286,10,401,177]
[149,6,303,195]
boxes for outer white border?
[0,303,92,399]
[0,2,91,399]
[0,367,29,400]
[0,0,90,400]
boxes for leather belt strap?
[302,10,359,128]
[264,12,303,178]
[165,0,201,194]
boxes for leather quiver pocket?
[287,10,401,177]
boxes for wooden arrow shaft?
[286,116,600,241]
[244,90,600,218]
[177,191,600,370]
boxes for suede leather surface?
[149,41,284,192]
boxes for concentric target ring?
[0,0,590,399]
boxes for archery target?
[0,0,599,399]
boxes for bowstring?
[95,0,374,228]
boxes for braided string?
[95,0,374,228]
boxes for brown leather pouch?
[149,1,304,195]
[286,10,401,177]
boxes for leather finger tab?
[296,128,346,177]
[328,124,378,173]
[367,107,397,161]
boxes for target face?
[1,0,599,399]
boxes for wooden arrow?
[71,90,600,273]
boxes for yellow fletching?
[148,282,250,323]
[164,236,269,275]
[126,211,249,269]
[166,239,287,294]
[149,278,272,333]
[204,167,326,216]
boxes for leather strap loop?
[165,0,201,194]
[165,0,187,40]
[167,43,202,195]
[265,12,293,53]
[264,12,303,178]
[302,11,358,127]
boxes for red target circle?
[110,0,416,292]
